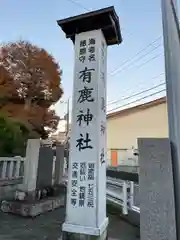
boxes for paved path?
[0,208,140,240]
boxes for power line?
[65,0,90,11]
[64,0,133,37]
[109,20,180,78]
[109,42,163,77]
[107,89,166,113]
[135,52,164,69]
[107,72,165,105]
[107,78,165,106]
[107,54,164,104]
[108,54,165,106]
[109,36,162,76]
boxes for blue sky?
[0,0,174,117]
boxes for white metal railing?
[0,157,25,180]
[106,177,140,215]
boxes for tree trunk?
[24,98,31,110]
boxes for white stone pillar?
[23,139,40,192]
[62,30,108,236]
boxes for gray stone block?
[36,146,54,189]
[54,145,65,184]
[134,184,140,207]
[138,138,176,240]
[1,195,65,217]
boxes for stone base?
[15,183,66,201]
[1,195,65,217]
[60,229,108,240]
[62,218,108,236]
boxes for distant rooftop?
[107,97,167,119]
[57,6,122,46]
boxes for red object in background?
[111,151,118,166]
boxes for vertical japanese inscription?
[79,186,86,207]
[99,40,106,168]
[77,108,93,126]
[76,38,96,153]
[71,162,79,207]
[79,67,95,83]
[80,162,87,182]
[100,122,106,135]
[88,38,96,62]
[76,133,93,151]
[79,40,87,63]
[101,41,105,65]
[78,86,94,103]
[101,71,105,85]
[88,163,95,181]
[100,148,105,165]
[87,184,94,208]
[73,36,97,209]
[101,97,106,113]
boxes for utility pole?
[66,98,70,137]
[59,99,70,137]
[161,0,180,239]
[62,98,70,173]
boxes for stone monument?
[138,138,176,240]
[1,139,65,217]
[54,144,65,185]
[57,6,122,240]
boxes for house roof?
[107,97,166,119]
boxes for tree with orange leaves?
[0,40,63,138]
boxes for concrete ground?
[0,207,140,240]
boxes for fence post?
[8,161,14,179]
[2,161,7,179]
[15,159,21,178]
[129,181,134,209]
[122,181,128,215]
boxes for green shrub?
[0,115,29,156]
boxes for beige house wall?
[107,101,168,151]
